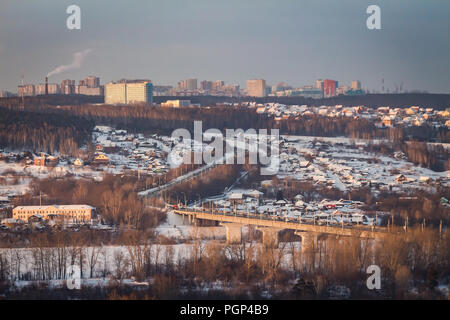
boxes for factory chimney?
[45,77,49,95]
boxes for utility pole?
[21,72,25,110]
[375,212,378,228]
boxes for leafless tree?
[87,245,102,278]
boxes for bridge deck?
[174,209,393,239]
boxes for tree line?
[0,108,94,156]
[0,227,448,299]
[13,102,450,142]
[14,173,166,229]
[1,103,447,170]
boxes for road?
[173,208,396,239]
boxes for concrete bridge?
[138,162,219,198]
[174,209,394,252]
[138,154,238,198]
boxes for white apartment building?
[105,80,153,104]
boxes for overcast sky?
[1,0,449,93]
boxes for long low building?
[161,99,191,107]
[12,205,96,224]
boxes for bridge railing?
[174,208,388,234]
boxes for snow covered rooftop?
[229,193,243,200]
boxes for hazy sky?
[1,0,449,93]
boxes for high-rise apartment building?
[36,83,60,95]
[178,78,197,90]
[105,82,126,104]
[246,79,266,97]
[61,79,76,94]
[212,80,224,90]
[77,76,102,95]
[323,79,338,98]
[337,86,350,95]
[77,86,103,96]
[105,80,153,104]
[85,76,100,88]
[351,80,361,90]
[126,82,153,104]
[18,84,35,96]
[200,80,213,90]
[315,79,324,90]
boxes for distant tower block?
[351,80,361,90]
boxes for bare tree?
[87,245,102,278]
[112,249,129,281]
[126,231,150,281]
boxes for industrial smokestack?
[45,77,48,95]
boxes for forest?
[3,92,450,109]
[0,103,447,174]
[2,102,448,142]
[0,108,94,156]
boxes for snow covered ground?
[276,136,449,194]
[0,160,106,199]
[156,211,226,240]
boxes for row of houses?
[206,191,375,226]
[249,103,449,128]
[30,153,106,167]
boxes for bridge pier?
[257,227,282,248]
[172,210,388,246]
[295,231,320,253]
[222,223,243,244]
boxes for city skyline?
[1,1,450,93]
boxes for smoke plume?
[47,49,92,77]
